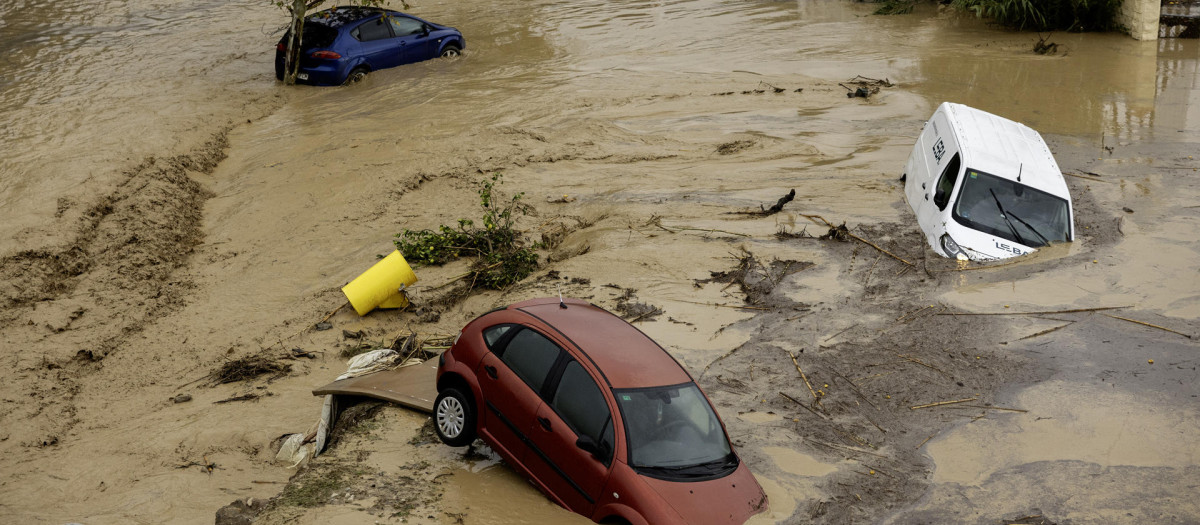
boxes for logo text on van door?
[932,139,946,163]
[994,241,1024,255]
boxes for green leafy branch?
[395,173,539,290]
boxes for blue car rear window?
[300,25,337,48]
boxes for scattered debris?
[614,288,664,322]
[314,322,333,331]
[342,329,364,339]
[717,140,756,155]
[840,76,893,98]
[1033,34,1059,55]
[820,222,852,242]
[177,456,218,474]
[696,249,813,306]
[712,81,802,96]
[171,393,192,403]
[208,355,291,386]
[288,348,317,359]
[546,194,576,203]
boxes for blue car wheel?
[344,66,369,85]
[439,44,461,58]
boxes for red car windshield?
[615,383,734,473]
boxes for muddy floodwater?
[1,0,1198,523]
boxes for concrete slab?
[312,359,439,414]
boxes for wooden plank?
[312,359,439,414]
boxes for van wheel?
[345,67,368,84]
[434,387,476,447]
[440,45,461,58]
[900,173,907,182]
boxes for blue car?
[275,6,464,86]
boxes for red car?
[434,297,768,524]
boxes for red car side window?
[482,324,515,350]
[551,360,615,465]
[499,329,561,394]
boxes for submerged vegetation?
[394,173,539,290]
[870,0,1124,32]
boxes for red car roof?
[509,298,693,390]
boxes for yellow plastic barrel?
[341,250,418,316]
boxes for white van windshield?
[952,169,1071,247]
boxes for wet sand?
[1,0,1198,523]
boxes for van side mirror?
[933,189,947,209]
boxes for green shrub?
[394,173,539,290]
[951,0,1124,32]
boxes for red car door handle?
[537,417,551,431]
[484,365,498,379]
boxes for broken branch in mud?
[779,391,826,419]
[910,397,978,410]
[828,369,877,410]
[897,354,952,379]
[730,189,796,216]
[939,306,1130,316]
[1016,322,1074,341]
[823,323,858,343]
[702,345,744,377]
[645,215,750,237]
[1103,314,1193,339]
[317,302,348,326]
[799,214,913,266]
[962,405,1028,413]
[786,350,822,405]
[214,393,262,404]
[833,428,877,450]
[667,297,771,311]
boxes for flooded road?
[1,0,1198,523]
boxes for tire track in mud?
[0,128,232,447]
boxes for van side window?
[934,153,961,211]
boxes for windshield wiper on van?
[989,189,1027,246]
[1005,210,1051,246]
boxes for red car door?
[525,358,616,517]
[477,328,563,470]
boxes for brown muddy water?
[1,0,1198,523]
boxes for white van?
[903,102,1074,261]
